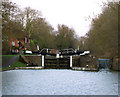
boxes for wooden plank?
[44,56,70,69]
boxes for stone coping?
[2,66,44,71]
[72,67,99,71]
[2,66,99,71]
[15,67,44,69]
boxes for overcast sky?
[11,0,108,37]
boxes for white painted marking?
[56,54,59,58]
[42,56,44,67]
[70,56,72,67]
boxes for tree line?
[2,1,119,58]
[2,1,79,54]
[79,2,119,58]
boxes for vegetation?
[2,55,26,70]
[56,24,78,49]
[2,1,119,58]
[2,55,17,65]
[10,61,26,67]
[2,1,78,54]
[79,2,119,57]
[2,61,27,70]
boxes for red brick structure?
[10,36,31,54]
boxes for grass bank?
[2,55,18,66]
[2,61,27,70]
[2,55,27,71]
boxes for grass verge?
[2,60,27,70]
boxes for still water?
[2,69,118,95]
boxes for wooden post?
[57,58,59,68]
[70,56,72,67]
[42,56,44,67]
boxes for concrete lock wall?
[72,55,98,68]
[20,55,42,66]
[19,55,98,69]
[72,56,80,67]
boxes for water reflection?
[2,69,118,95]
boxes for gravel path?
[2,55,19,67]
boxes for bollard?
[56,54,59,58]
[70,56,72,67]
[42,56,44,67]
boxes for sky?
[11,0,108,37]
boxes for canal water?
[2,69,118,95]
